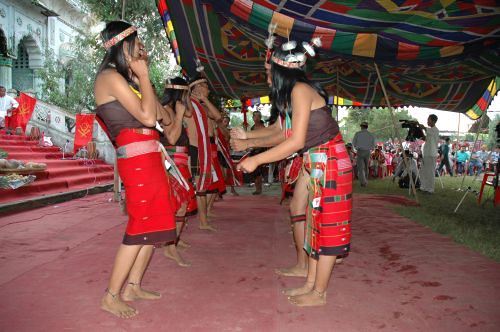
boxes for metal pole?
[121,0,127,20]
[374,63,419,202]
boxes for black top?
[95,100,148,141]
[299,105,340,153]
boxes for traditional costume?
[189,98,212,196]
[96,100,176,245]
[298,106,353,258]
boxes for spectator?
[0,86,19,134]
[455,146,470,176]
[437,137,453,176]
[468,148,484,176]
[352,121,375,187]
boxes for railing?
[27,100,115,164]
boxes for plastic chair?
[477,171,500,206]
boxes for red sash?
[216,128,242,186]
[191,98,212,192]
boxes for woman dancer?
[238,43,353,307]
[94,21,176,318]
[158,77,197,267]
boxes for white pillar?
[0,56,12,89]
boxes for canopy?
[157,0,500,119]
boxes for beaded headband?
[103,26,137,50]
[188,78,207,88]
[165,84,189,90]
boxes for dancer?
[238,41,352,306]
[185,75,221,231]
[158,77,196,267]
[94,21,177,318]
[217,115,240,195]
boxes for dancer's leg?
[289,255,336,306]
[122,245,161,301]
[283,256,316,296]
[100,244,143,318]
[275,170,309,277]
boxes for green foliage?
[37,0,177,113]
[342,107,417,143]
[0,148,7,158]
[486,114,500,148]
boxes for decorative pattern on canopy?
[157,0,500,119]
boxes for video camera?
[400,119,425,142]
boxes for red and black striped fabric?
[303,134,353,258]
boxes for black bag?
[398,174,420,189]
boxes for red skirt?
[207,143,226,194]
[116,129,176,245]
[167,146,198,215]
[303,134,353,258]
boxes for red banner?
[14,93,37,132]
[73,114,95,153]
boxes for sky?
[337,93,500,133]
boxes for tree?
[486,114,500,149]
[37,0,177,113]
[342,107,417,143]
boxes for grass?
[353,174,500,262]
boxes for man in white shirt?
[419,114,439,194]
[352,121,376,187]
[0,86,19,133]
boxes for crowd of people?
[94,21,352,318]
[347,119,499,193]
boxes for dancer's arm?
[231,120,281,140]
[231,133,285,151]
[238,84,313,172]
[199,95,222,121]
[161,103,186,145]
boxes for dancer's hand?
[230,138,248,152]
[231,127,247,140]
[237,157,258,173]
[128,58,149,80]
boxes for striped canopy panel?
[157,0,500,119]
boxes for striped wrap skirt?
[303,134,353,259]
[165,145,197,215]
[115,129,176,245]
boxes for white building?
[0,0,89,94]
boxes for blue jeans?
[468,160,483,175]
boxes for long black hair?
[98,21,138,86]
[161,77,189,109]
[269,47,327,119]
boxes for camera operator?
[418,114,439,194]
[352,121,376,187]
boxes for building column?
[0,56,12,89]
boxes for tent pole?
[459,113,487,189]
[336,66,340,122]
[121,0,127,20]
[374,63,418,202]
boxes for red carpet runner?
[0,192,498,331]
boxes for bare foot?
[122,283,161,301]
[231,190,239,196]
[177,239,191,250]
[163,245,191,267]
[282,281,314,296]
[101,291,138,318]
[275,265,307,277]
[199,223,217,232]
[289,289,326,307]
[336,257,344,264]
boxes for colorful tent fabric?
[157,0,500,119]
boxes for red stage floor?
[0,191,499,331]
